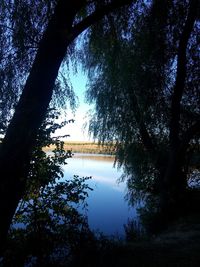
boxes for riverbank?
[74,212,200,267]
[44,141,116,155]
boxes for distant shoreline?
[44,141,116,155]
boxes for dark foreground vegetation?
[2,200,200,266]
[0,0,199,265]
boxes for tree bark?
[161,148,187,211]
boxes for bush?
[2,110,94,266]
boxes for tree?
[82,0,200,221]
[0,0,134,249]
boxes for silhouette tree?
[0,0,133,249]
[83,0,199,218]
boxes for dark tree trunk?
[0,0,80,251]
[159,0,199,220]
[159,147,188,221]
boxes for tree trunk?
[0,0,79,251]
[160,0,199,222]
[160,147,188,220]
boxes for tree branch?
[170,0,198,147]
[70,0,133,41]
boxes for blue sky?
[55,67,93,141]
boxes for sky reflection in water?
[63,154,137,237]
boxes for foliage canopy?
[80,0,200,206]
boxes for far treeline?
[45,141,116,155]
[0,0,199,265]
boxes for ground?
[75,202,200,267]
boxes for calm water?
[62,153,138,237]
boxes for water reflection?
[63,153,137,237]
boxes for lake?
[62,153,138,237]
